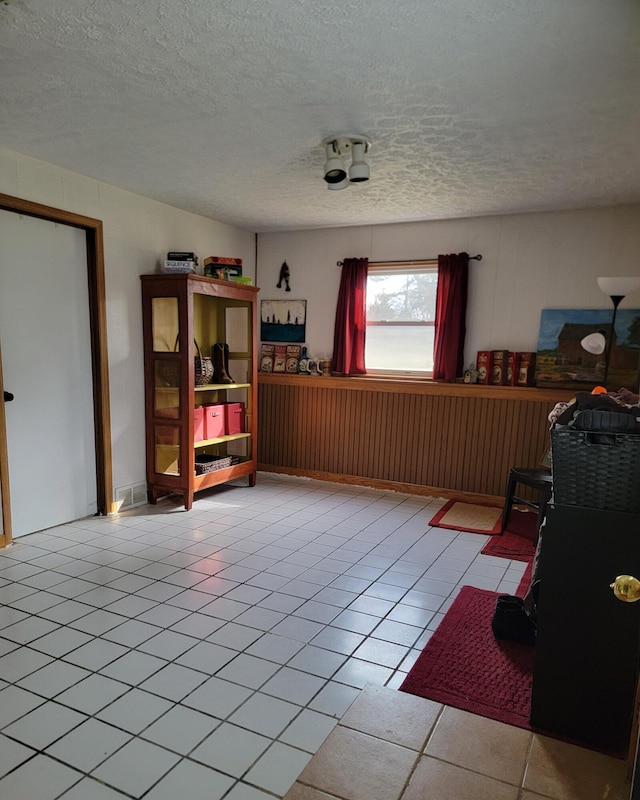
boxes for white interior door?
[0,210,97,537]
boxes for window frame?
[365,259,438,379]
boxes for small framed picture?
[261,300,306,343]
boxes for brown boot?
[212,343,233,384]
[222,343,234,383]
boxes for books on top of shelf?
[162,260,197,274]
[161,251,198,274]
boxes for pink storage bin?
[193,406,205,442]
[203,403,225,439]
[224,402,245,435]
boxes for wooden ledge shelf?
[258,372,570,403]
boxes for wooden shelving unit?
[141,273,259,509]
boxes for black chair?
[501,467,552,535]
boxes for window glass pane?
[154,385,179,419]
[367,272,437,322]
[154,358,180,389]
[154,426,180,476]
[365,325,434,372]
[226,305,249,353]
[151,297,179,352]
[365,264,437,373]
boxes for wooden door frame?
[0,193,114,547]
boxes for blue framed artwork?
[261,299,307,343]
[535,308,640,390]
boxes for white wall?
[257,205,640,367]
[3,142,640,498]
[0,146,255,496]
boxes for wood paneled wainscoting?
[258,375,569,502]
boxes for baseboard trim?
[257,464,503,505]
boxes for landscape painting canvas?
[535,308,640,391]
[261,299,306,343]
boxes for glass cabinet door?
[152,296,181,476]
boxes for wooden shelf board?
[195,383,250,391]
[195,433,251,447]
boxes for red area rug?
[401,511,537,730]
[400,585,534,729]
[481,509,537,562]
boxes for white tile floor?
[0,473,527,799]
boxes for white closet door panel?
[0,210,97,536]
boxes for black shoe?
[492,595,536,646]
[496,594,524,608]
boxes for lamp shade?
[597,277,640,297]
[580,332,606,355]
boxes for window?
[365,260,437,376]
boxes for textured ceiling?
[1,0,639,233]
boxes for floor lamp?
[597,277,640,386]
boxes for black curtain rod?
[336,254,482,266]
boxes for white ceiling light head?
[327,175,350,190]
[323,140,347,185]
[322,135,371,190]
[349,139,370,182]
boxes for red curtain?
[332,257,368,375]
[433,252,469,381]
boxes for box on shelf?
[224,402,245,435]
[516,352,537,386]
[476,351,491,384]
[205,256,242,267]
[273,345,287,373]
[490,350,510,385]
[193,406,205,442]
[260,343,275,372]
[162,260,197,274]
[167,251,197,262]
[285,345,301,374]
[507,352,516,386]
[204,256,243,280]
[203,403,225,439]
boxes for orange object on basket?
[591,386,608,395]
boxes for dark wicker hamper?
[550,426,640,513]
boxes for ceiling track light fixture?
[322,135,371,189]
